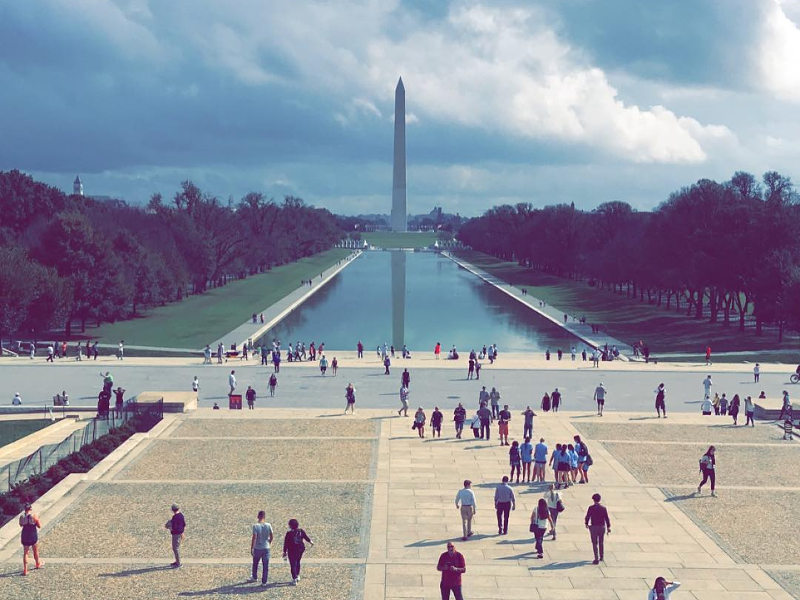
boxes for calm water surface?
[258,251,581,353]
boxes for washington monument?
[391,77,407,232]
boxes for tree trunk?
[81,317,86,333]
[65,318,72,337]
[709,288,718,323]
[778,321,784,343]
[695,289,703,319]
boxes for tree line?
[0,171,341,340]
[458,171,800,340]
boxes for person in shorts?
[533,438,548,482]
[593,383,606,416]
[498,405,511,446]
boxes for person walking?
[705,345,712,365]
[521,406,535,439]
[530,498,554,559]
[494,476,516,535]
[401,368,411,389]
[730,394,741,425]
[192,376,199,393]
[498,404,511,446]
[268,373,277,397]
[319,355,328,375]
[654,383,667,418]
[490,387,501,419]
[551,388,562,412]
[282,518,313,585]
[779,390,792,420]
[469,411,481,438]
[398,385,409,416]
[204,345,212,364]
[520,437,534,482]
[117,340,124,360]
[584,493,611,564]
[228,370,236,396]
[478,385,489,408]
[648,577,681,600]
[712,392,720,415]
[696,445,717,497]
[541,392,551,412]
[344,383,356,414]
[331,356,338,376]
[753,363,760,383]
[454,480,476,541]
[574,435,589,483]
[19,504,42,576]
[477,403,492,440]
[453,403,466,438]
[164,503,185,568]
[431,406,443,438]
[744,395,755,426]
[543,484,562,540]
[591,349,599,367]
[250,510,273,586]
[383,355,391,375]
[436,542,466,600]
[434,342,441,360]
[702,375,713,401]
[509,440,521,483]
[413,407,426,438]
[357,340,364,358]
[246,386,256,410]
[593,382,606,416]
[533,438,548,482]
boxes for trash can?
[229,394,242,410]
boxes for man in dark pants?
[493,476,516,535]
[436,542,466,600]
[477,403,492,440]
[584,493,611,564]
[165,503,185,567]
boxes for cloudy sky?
[2,0,800,216]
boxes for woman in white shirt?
[529,498,554,559]
[648,577,680,599]
[543,484,562,540]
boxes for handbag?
[529,523,536,533]
[556,499,565,513]
[411,422,417,430]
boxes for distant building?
[73,175,84,196]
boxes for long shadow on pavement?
[178,581,293,596]
[99,565,174,577]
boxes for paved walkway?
[210,251,362,352]
[444,252,632,359]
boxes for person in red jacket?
[436,542,466,599]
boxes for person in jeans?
[494,476,515,535]
[453,403,466,438]
[282,518,313,585]
[530,498,553,559]
[697,445,716,497]
[477,403,492,440]
[521,406,535,439]
[436,542,466,600]
[250,510,273,585]
[744,395,755,427]
[164,504,185,568]
[584,493,611,564]
[454,480,476,541]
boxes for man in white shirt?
[593,383,607,416]
[702,375,712,399]
[228,370,236,396]
[12,393,22,405]
[454,480,477,541]
[250,510,273,585]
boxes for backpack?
[699,455,711,469]
[291,528,304,548]
[585,454,594,466]
[577,443,588,458]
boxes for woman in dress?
[541,393,551,412]
[344,383,356,414]
[19,504,42,575]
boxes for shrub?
[46,464,68,485]
[0,495,24,516]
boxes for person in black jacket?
[584,493,610,564]
[282,519,314,585]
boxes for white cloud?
[758,0,800,100]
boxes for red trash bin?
[229,394,242,409]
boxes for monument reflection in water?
[257,251,581,353]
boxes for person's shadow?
[178,581,293,596]
[99,565,173,577]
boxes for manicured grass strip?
[0,420,51,447]
[454,249,798,354]
[362,231,437,248]
[84,248,351,349]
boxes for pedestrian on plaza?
[557,348,563,360]
[705,345,712,365]
[730,394,741,425]
[556,443,571,489]
[719,393,728,416]
[541,392,551,412]
[584,493,611,564]
[533,438,548,482]
[470,411,481,438]
[477,403,492,440]
[702,375,713,401]
[467,357,475,380]
[521,406,535,439]
[246,386,256,410]
[46,344,54,363]
[164,503,185,568]
[192,376,199,393]
[413,407,426,438]
[344,383,356,414]
[593,382,607,416]
[12,392,22,405]
[228,370,236,396]
[574,435,589,483]
[530,498,553,559]
[319,354,328,375]
[509,440,521,482]
[453,403,466,438]
[696,445,717,497]
[401,368,411,389]
[331,356,338,376]
[753,363,760,383]
[398,385,409,416]
[19,504,42,576]
[474,358,481,379]
[489,387,500,419]
[711,393,720,414]
[436,542,466,600]
[494,476,515,535]
[113,387,125,417]
[567,443,579,484]
[544,484,562,540]
[431,406,443,438]
[655,383,667,418]
[434,342,441,360]
[783,408,794,441]
[648,577,681,600]
[117,340,124,360]
[250,510,273,586]
[520,437,533,482]
[498,404,511,446]
[383,355,391,375]
[549,443,561,483]
[478,385,489,408]
[779,390,792,420]
[357,340,364,358]
[283,518,313,586]
[272,350,281,373]
[454,480,476,541]
[268,373,277,397]
[744,395,755,426]
[591,349,600,367]
[552,388,562,412]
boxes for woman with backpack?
[647,577,680,599]
[282,518,314,585]
[729,394,740,426]
[697,446,716,497]
[529,498,553,559]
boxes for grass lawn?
[79,249,351,350]
[456,249,800,355]
[0,420,51,448]
[362,231,437,248]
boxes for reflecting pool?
[257,251,581,353]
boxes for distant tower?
[391,77,407,232]
[73,175,84,196]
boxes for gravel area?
[662,488,800,565]
[172,418,378,438]
[764,569,800,600]
[40,482,369,559]
[600,441,800,486]
[0,563,358,600]
[117,439,375,480]
[573,421,790,444]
